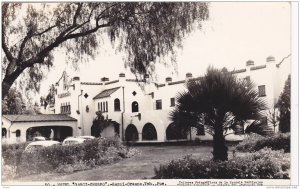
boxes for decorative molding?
[126,79,146,82]
[168,80,185,86]
[80,82,103,85]
[105,80,119,85]
[250,65,266,71]
[58,92,71,98]
[231,69,247,74]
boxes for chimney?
[266,56,275,63]
[165,77,172,84]
[73,76,80,81]
[119,73,125,84]
[71,76,80,90]
[119,73,125,78]
[246,60,254,67]
[186,72,193,80]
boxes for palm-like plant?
[170,67,268,161]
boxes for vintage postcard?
[1,1,298,188]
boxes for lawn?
[13,144,237,182]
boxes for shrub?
[2,142,30,167]
[154,148,290,179]
[236,133,290,153]
[2,137,139,177]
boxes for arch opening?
[26,126,72,142]
[166,123,187,140]
[142,123,157,141]
[125,124,139,141]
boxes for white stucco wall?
[1,117,77,144]
[48,56,290,143]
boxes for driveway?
[14,144,235,182]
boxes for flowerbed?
[154,148,290,179]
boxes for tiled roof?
[93,87,120,100]
[2,114,77,122]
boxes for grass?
[12,144,238,182]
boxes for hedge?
[235,133,290,153]
[154,148,290,179]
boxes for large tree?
[277,75,291,133]
[2,87,26,114]
[2,2,209,99]
[170,67,267,161]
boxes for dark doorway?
[26,126,72,142]
[125,124,139,141]
[166,123,187,140]
[142,123,157,140]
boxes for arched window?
[132,101,139,113]
[106,101,108,112]
[16,130,21,137]
[114,98,120,111]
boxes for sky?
[38,2,291,97]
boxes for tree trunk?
[2,67,25,100]
[212,118,228,161]
[2,79,14,100]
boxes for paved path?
[17,145,218,182]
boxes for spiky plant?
[170,67,268,161]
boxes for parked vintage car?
[25,140,60,152]
[33,136,46,141]
[62,137,85,146]
[77,136,95,140]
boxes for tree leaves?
[170,67,268,136]
[2,2,209,99]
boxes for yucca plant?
[170,67,268,161]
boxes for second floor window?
[156,100,162,110]
[258,85,266,97]
[132,101,139,112]
[60,103,71,114]
[170,98,175,107]
[114,98,121,111]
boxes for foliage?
[2,87,26,114]
[2,137,138,178]
[91,111,111,137]
[170,67,267,161]
[1,142,29,168]
[277,75,291,133]
[2,2,209,99]
[154,148,290,179]
[267,106,279,132]
[40,84,56,109]
[235,133,290,153]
